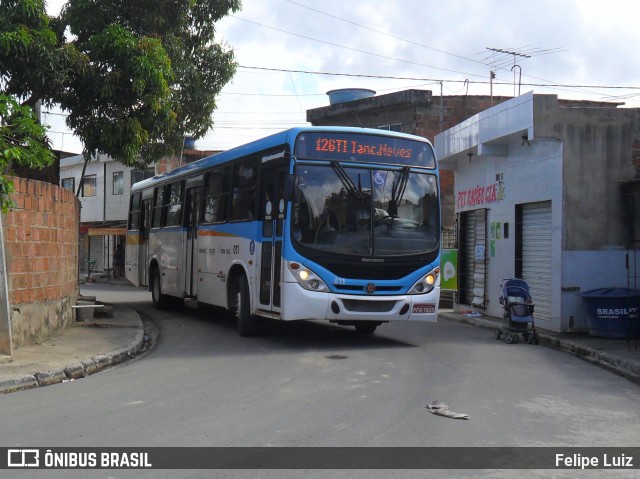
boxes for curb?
[551,338,640,383]
[439,312,640,384]
[0,308,145,395]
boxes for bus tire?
[151,267,170,310]
[354,322,379,334]
[234,274,259,337]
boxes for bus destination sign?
[295,132,435,168]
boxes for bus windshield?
[293,163,439,257]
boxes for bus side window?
[230,158,258,221]
[165,181,184,227]
[203,168,229,224]
[128,192,142,230]
[152,186,165,228]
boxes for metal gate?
[90,236,105,273]
[519,201,552,322]
[459,209,487,308]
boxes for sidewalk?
[0,278,148,394]
[439,310,640,384]
[1,281,639,394]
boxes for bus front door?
[140,199,152,287]
[259,166,288,316]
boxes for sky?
[44,0,640,154]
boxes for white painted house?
[60,152,154,276]
[435,92,640,333]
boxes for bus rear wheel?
[234,274,260,337]
[151,267,170,310]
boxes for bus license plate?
[413,304,435,314]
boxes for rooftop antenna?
[483,46,565,97]
[485,47,530,97]
[511,64,522,96]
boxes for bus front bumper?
[280,282,439,322]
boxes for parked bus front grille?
[321,262,419,280]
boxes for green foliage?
[59,0,241,164]
[60,23,176,166]
[0,0,241,169]
[0,0,75,109]
[0,94,54,211]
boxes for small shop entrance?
[458,209,487,308]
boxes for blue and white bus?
[126,127,441,335]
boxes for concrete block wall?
[2,177,80,347]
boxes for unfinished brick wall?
[2,177,80,347]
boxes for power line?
[231,7,640,103]
[237,65,444,82]
[221,91,324,97]
[277,2,577,93]
[284,0,486,68]
[237,65,640,91]
[230,15,488,80]
[41,63,640,105]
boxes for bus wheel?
[151,267,170,310]
[234,274,259,337]
[354,322,379,334]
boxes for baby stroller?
[496,278,539,344]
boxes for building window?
[61,177,75,193]
[82,175,97,197]
[378,123,402,132]
[113,171,124,195]
[131,168,155,187]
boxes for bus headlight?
[408,267,440,295]
[288,262,329,292]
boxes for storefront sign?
[441,249,458,291]
[457,183,498,209]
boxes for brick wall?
[2,177,80,346]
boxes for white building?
[60,152,154,276]
[435,92,640,333]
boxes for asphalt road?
[2,283,639,479]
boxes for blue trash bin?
[579,287,640,339]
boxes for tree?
[61,0,240,155]
[0,0,76,110]
[0,94,54,211]
[60,21,177,185]
[0,1,58,204]
[0,0,240,174]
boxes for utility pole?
[489,71,496,106]
[439,81,444,132]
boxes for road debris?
[425,400,470,420]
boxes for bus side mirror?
[283,174,298,201]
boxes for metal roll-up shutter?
[461,212,476,305]
[89,235,105,274]
[471,209,487,308]
[459,209,487,308]
[522,201,552,322]
[79,234,88,274]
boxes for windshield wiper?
[331,162,365,200]
[389,166,410,217]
